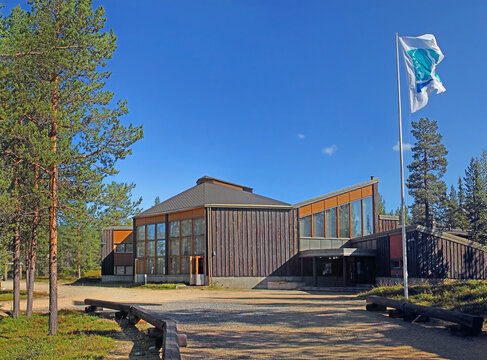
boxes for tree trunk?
[12,219,20,319]
[77,224,81,279]
[49,76,59,335]
[26,191,39,318]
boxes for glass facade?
[168,216,206,275]
[300,192,374,240]
[338,203,350,238]
[313,211,325,237]
[351,200,362,238]
[326,207,338,238]
[299,215,312,237]
[363,196,373,236]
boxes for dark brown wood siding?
[351,229,487,280]
[209,208,300,277]
[378,218,399,232]
[101,229,114,275]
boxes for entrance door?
[190,256,205,286]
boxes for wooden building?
[127,176,300,288]
[101,226,134,281]
[101,176,487,287]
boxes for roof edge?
[293,178,379,208]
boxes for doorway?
[190,256,205,286]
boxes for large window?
[168,217,206,275]
[156,222,166,274]
[169,221,180,274]
[299,215,312,237]
[326,207,337,238]
[300,193,375,239]
[351,200,362,238]
[338,203,350,238]
[363,196,373,236]
[313,211,324,237]
[136,226,145,258]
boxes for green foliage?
[361,280,487,318]
[0,290,47,301]
[134,283,184,290]
[407,118,448,228]
[464,157,487,243]
[0,310,118,359]
[377,193,387,215]
[393,206,411,226]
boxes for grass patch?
[0,290,48,302]
[134,283,184,290]
[361,280,487,318]
[0,310,119,360]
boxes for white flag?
[399,34,446,113]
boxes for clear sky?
[7,1,487,212]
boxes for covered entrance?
[300,248,376,287]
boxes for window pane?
[181,237,191,256]
[170,221,180,237]
[156,257,166,274]
[363,196,373,236]
[193,235,205,255]
[339,203,350,238]
[299,216,312,237]
[170,238,180,256]
[313,212,324,237]
[156,240,166,257]
[147,257,155,274]
[180,256,190,274]
[147,224,155,240]
[147,240,155,257]
[326,207,337,238]
[136,225,145,242]
[170,256,179,274]
[115,266,124,275]
[181,219,192,237]
[193,218,205,236]
[125,266,133,275]
[136,241,145,258]
[351,200,362,238]
[156,223,166,239]
[126,243,133,253]
[115,244,125,253]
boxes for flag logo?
[399,34,445,113]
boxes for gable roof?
[135,179,290,218]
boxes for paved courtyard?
[2,282,486,359]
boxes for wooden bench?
[366,295,484,336]
[84,298,187,359]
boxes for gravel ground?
[2,281,487,359]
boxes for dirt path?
[1,281,486,359]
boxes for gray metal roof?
[293,178,379,208]
[135,181,290,218]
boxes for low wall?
[211,276,305,289]
[101,275,132,283]
[134,274,190,284]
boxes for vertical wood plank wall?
[350,230,487,280]
[101,229,114,275]
[209,208,300,277]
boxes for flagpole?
[395,33,409,300]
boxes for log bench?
[84,298,187,359]
[366,295,484,336]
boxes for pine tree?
[464,158,487,243]
[154,196,161,206]
[457,177,469,230]
[444,185,460,229]
[0,1,143,334]
[406,118,448,228]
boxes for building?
[100,176,487,287]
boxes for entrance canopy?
[299,248,376,258]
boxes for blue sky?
[8,1,487,212]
